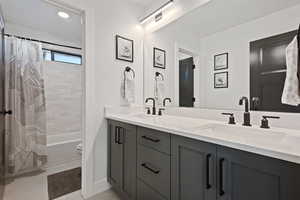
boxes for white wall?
[92,0,144,182]
[198,4,300,110]
[57,0,144,198]
[5,21,81,48]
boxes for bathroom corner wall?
[92,0,144,186]
[59,0,145,198]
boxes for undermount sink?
[130,113,208,130]
[195,123,286,146]
[131,113,158,120]
[130,114,288,147]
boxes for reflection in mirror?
[143,0,300,112]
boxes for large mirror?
[143,0,300,113]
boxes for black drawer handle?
[206,154,212,189]
[141,135,160,143]
[219,158,226,196]
[141,163,160,174]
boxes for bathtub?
[46,132,82,175]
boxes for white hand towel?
[121,75,135,104]
[282,36,300,106]
[155,80,165,106]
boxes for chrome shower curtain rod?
[4,33,82,50]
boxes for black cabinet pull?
[206,154,212,189]
[117,127,124,145]
[141,163,160,174]
[141,135,160,143]
[219,158,226,196]
[114,127,119,144]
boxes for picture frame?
[214,53,228,70]
[153,47,166,69]
[214,72,228,88]
[116,35,134,63]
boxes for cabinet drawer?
[137,145,170,200]
[138,127,170,154]
[137,179,166,200]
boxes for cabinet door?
[121,123,137,200]
[108,122,123,190]
[217,146,284,200]
[171,135,217,200]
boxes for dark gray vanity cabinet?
[171,135,300,200]
[137,127,171,200]
[171,135,217,200]
[216,146,300,200]
[107,120,300,200]
[107,120,137,200]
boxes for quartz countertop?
[105,109,300,164]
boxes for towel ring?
[124,66,135,79]
[155,72,164,81]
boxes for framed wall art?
[214,72,228,88]
[116,35,134,62]
[214,53,228,70]
[153,47,166,69]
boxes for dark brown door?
[250,30,300,112]
[0,8,5,200]
[179,57,194,107]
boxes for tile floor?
[3,172,119,200]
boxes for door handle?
[141,163,160,174]
[206,154,213,189]
[0,110,12,115]
[141,135,160,143]
[219,158,226,196]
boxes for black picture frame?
[153,47,166,69]
[214,53,228,71]
[214,72,228,89]
[116,35,134,63]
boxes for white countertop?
[105,109,300,164]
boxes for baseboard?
[89,178,111,198]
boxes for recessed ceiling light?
[58,11,70,19]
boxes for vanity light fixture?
[140,0,174,25]
[58,11,70,19]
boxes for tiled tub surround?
[105,106,300,164]
[44,61,82,174]
[44,61,82,144]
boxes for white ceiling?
[126,0,157,8]
[126,0,170,16]
[158,0,300,38]
[0,0,82,47]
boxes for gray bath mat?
[47,167,81,200]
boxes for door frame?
[43,0,91,198]
[174,43,200,107]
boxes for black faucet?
[239,96,251,126]
[163,98,172,107]
[145,98,156,115]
